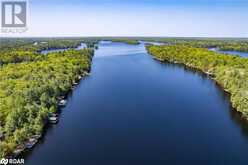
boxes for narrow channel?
[209,47,248,58]
[24,41,248,165]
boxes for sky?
[1,0,248,37]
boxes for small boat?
[224,89,229,92]
[25,138,38,149]
[31,134,42,140]
[48,117,59,124]
[206,71,213,75]
[48,113,59,124]
[57,96,65,101]
[83,72,90,76]
[48,116,59,124]
[58,99,67,107]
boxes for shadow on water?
[19,76,89,159]
[154,60,248,138]
[23,42,248,165]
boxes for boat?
[31,134,42,140]
[25,138,38,149]
[206,71,213,76]
[48,116,59,124]
[57,96,65,100]
[48,113,59,124]
[58,99,67,107]
[83,71,90,76]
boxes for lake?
[40,43,87,55]
[209,47,248,58]
[24,41,248,165]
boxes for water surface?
[209,47,248,58]
[40,43,87,54]
[25,42,248,165]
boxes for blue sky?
[2,0,248,37]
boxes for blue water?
[24,42,248,165]
[139,41,165,46]
[40,43,87,55]
[209,47,248,58]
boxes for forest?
[147,45,248,120]
[164,39,248,52]
[0,39,94,157]
[107,39,139,45]
[92,37,248,52]
[1,37,248,158]
[0,38,98,66]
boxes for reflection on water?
[161,61,248,138]
[24,42,248,165]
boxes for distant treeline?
[2,37,248,52]
[0,39,98,66]
[90,37,248,52]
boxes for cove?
[40,43,87,55]
[209,47,248,58]
[24,41,248,165]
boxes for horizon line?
[1,36,248,39]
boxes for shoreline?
[0,43,95,159]
[7,70,92,159]
[151,56,248,121]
